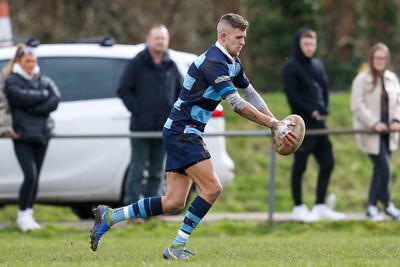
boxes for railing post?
[268,144,276,226]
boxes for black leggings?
[368,135,392,206]
[13,140,48,210]
[291,135,334,206]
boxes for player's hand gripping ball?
[272,114,305,156]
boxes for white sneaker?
[292,204,319,223]
[366,205,384,221]
[17,210,31,232]
[26,208,41,230]
[385,203,400,220]
[312,204,346,221]
[17,209,41,232]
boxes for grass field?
[1,218,400,266]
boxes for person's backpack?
[0,73,18,138]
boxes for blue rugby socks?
[106,195,212,249]
[171,196,212,247]
[108,197,163,225]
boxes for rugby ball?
[272,114,305,156]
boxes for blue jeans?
[123,138,165,205]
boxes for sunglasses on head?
[16,47,34,58]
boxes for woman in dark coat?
[4,43,61,232]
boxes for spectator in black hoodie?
[117,25,183,224]
[282,28,345,222]
[4,43,60,231]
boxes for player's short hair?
[300,30,317,39]
[217,13,249,34]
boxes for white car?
[0,39,235,218]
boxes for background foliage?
[7,0,400,92]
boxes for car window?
[39,57,128,101]
[0,57,128,102]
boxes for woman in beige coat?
[351,42,400,221]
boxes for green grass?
[1,219,400,266]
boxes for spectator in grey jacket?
[351,42,400,221]
[4,43,60,231]
[117,25,182,223]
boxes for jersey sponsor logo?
[214,75,230,84]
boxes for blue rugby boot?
[162,245,195,260]
[90,205,111,251]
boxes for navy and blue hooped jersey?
[164,45,250,135]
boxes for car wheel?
[70,204,95,219]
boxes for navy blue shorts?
[162,128,211,175]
